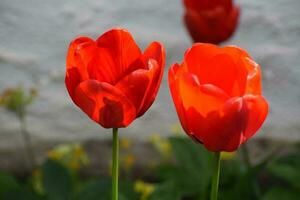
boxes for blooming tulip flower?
[65,28,165,128]
[168,43,268,152]
[65,28,165,200]
[183,0,240,44]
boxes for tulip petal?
[137,42,165,116]
[183,0,201,12]
[142,41,165,68]
[169,64,190,134]
[242,95,268,142]
[183,0,239,44]
[65,67,81,100]
[184,0,232,12]
[74,80,136,128]
[178,71,229,117]
[187,97,247,152]
[244,58,262,95]
[115,59,157,115]
[66,37,95,70]
[90,29,142,84]
[222,46,262,95]
[66,37,96,99]
[189,95,268,152]
[185,45,247,96]
[184,43,219,66]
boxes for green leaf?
[2,188,44,200]
[219,159,264,200]
[0,171,19,198]
[169,137,211,171]
[119,181,139,200]
[41,160,72,200]
[75,179,111,200]
[75,178,135,200]
[268,164,300,189]
[148,182,181,200]
[166,137,212,197]
[262,187,300,200]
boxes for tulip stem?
[241,144,251,168]
[20,117,36,170]
[210,152,221,200]
[112,128,119,200]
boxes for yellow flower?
[149,133,172,158]
[68,160,80,170]
[120,138,132,150]
[32,169,45,194]
[134,180,155,200]
[221,152,236,160]
[47,151,64,160]
[47,143,89,170]
[149,133,160,143]
[122,154,136,172]
[170,123,182,136]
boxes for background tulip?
[65,28,165,129]
[169,43,268,152]
[183,0,240,44]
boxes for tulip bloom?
[169,43,268,152]
[65,28,165,128]
[183,0,240,44]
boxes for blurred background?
[1,0,300,146]
[0,0,300,199]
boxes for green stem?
[241,144,251,168]
[112,128,119,200]
[241,144,262,199]
[20,117,36,170]
[210,152,221,200]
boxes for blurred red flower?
[183,0,240,44]
[66,28,165,128]
[169,43,268,152]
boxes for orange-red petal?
[115,42,165,117]
[74,80,136,128]
[66,37,95,71]
[92,29,142,84]
[114,60,156,115]
[178,72,229,116]
[183,0,239,44]
[137,42,165,116]
[187,97,246,152]
[222,46,262,95]
[66,37,96,99]
[185,44,247,96]
[168,64,190,134]
[186,95,268,152]
[242,95,269,142]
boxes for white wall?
[0,0,300,148]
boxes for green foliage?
[1,138,300,200]
[263,144,300,200]
[0,171,43,200]
[75,179,111,200]
[262,187,299,200]
[41,160,72,200]
[150,137,213,199]
[0,172,19,198]
[0,86,37,120]
[150,137,289,200]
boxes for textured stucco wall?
[0,0,300,150]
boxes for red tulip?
[183,0,240,44]
[169,43,268,152]
[65,28,165,128]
